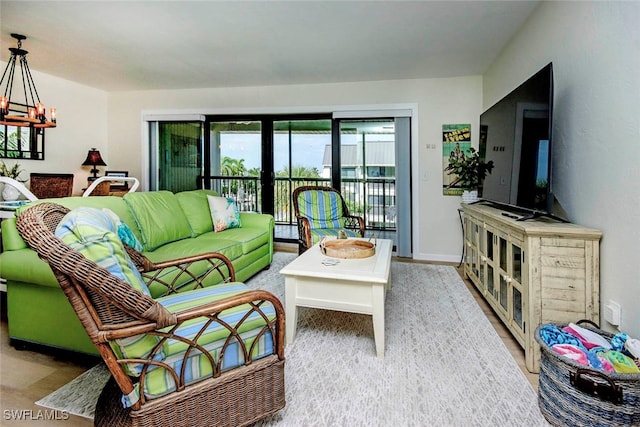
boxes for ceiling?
[0,1,539,92]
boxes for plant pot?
[461,189,478,204]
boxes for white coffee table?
[280,238,393,358]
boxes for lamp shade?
[81,149,107,167]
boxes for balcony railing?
[198,175,396,231]
[197,175,260,212]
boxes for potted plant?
[445,145,494,203]
[0,161,27,201]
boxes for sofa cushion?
[212,226,271,254]
[124,191,192,251]
[143,236,244,262]
[207,195,242,232]
[175,189,219,237]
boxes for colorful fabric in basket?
[611,332,629,352]
[543,324,640,374]
[551,343,612,372]
[597,350,640,374]
[552,344,588,365]
[539,325,587,350]
[121,283,276,407]
[563,323,611,350]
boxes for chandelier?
[0,33,56,129]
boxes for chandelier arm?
[21,56,42,106]
[0,57,16,97]
[2,56,18,101]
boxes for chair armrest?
[140,252,236,296]
[343,214,365,237]
[295,215,312,250]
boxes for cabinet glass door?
[464,218,477,281]
[487,265,494,296]
[496,235,509,313]
[510,241,525,335]
[471,222,479,277]
[478,226,486,291]
[499,274,509,311]
[486,230,494,261]
[512,245,522,283]
[513,285,524,329]
[485,229,495,297]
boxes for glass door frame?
[146,107,414,253]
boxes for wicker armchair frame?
[292,185,365,254]
[16,202,285,427]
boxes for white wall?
[0,63,108,196]
[2,62,482,263]
[107,77,482,262]
[484,1,640,335]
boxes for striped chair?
[292,185,365,254]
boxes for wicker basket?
[535,321,640,426]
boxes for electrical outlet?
[604,300,621,326]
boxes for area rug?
[36,251,548,426]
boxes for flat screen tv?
[478,63,562,220]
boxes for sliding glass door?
[147,113,411,255]
[153,122,203,193]
[338,119,397,244]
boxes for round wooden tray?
[320,238,376,259]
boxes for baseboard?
[412,252,461,263]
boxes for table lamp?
[82,148,107,181]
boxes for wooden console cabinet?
[461,203,602,373]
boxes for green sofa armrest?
[2,218,28,251]
[239,212,274,230]
[0,249,59,288]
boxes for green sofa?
[0,189,274,356]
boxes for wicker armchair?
[292,185,365,254]
[16,202,285,427]
[29,173,74,198]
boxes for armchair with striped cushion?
[292,185,365,254]
[16,202,285,427]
